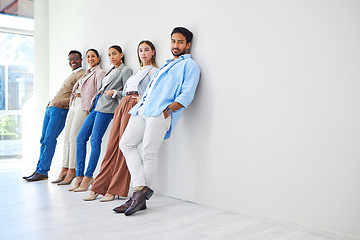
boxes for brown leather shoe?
[113,198,147,213]
[124,186,153,216]
[25,172,48,182]
[23,172,36,179]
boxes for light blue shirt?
[129,54,200,139]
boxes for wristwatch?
[166,106,173,115]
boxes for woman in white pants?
[52,49,105,184]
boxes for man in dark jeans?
[24,50,85,181]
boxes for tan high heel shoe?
[68,177,83,191]
[83,193,99,201]
[73,177,94,192]
[100,195,115,202]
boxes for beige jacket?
[49,69,85,109]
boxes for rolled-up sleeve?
[174,61,200,108]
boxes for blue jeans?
[76,109,113,178]
[35,106,68,175]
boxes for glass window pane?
[0,32,33,158]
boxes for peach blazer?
[69,65,105,111]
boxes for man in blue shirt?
[115,27,200,216]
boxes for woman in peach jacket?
[52,49,105,184]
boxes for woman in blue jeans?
[69,45,133,192]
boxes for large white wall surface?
[40,0,360,239]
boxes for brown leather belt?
[75,93,81,97]
[125,91,138,96]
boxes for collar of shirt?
[142,53,193,103]
[165,53,191,65]
[152,54,191,79]
[72,67,83,73]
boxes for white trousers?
[119,105,171,188]
[62,97,88,169]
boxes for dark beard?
[171,48,187,57]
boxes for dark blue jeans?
[35,106,68,175]
[76,109,113,178]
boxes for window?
[0,11,34,159]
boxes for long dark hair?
[108,45,124,64]
[86,48,100,64]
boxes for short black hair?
[68,50,82,58]
[171,27,193,44]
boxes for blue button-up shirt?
[129,54,200,139]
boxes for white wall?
[34,0,360,239]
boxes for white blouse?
[125,65,152,93]
[75,67,95,94]
[100,68,116,92]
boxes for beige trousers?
[62,97,87,169]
